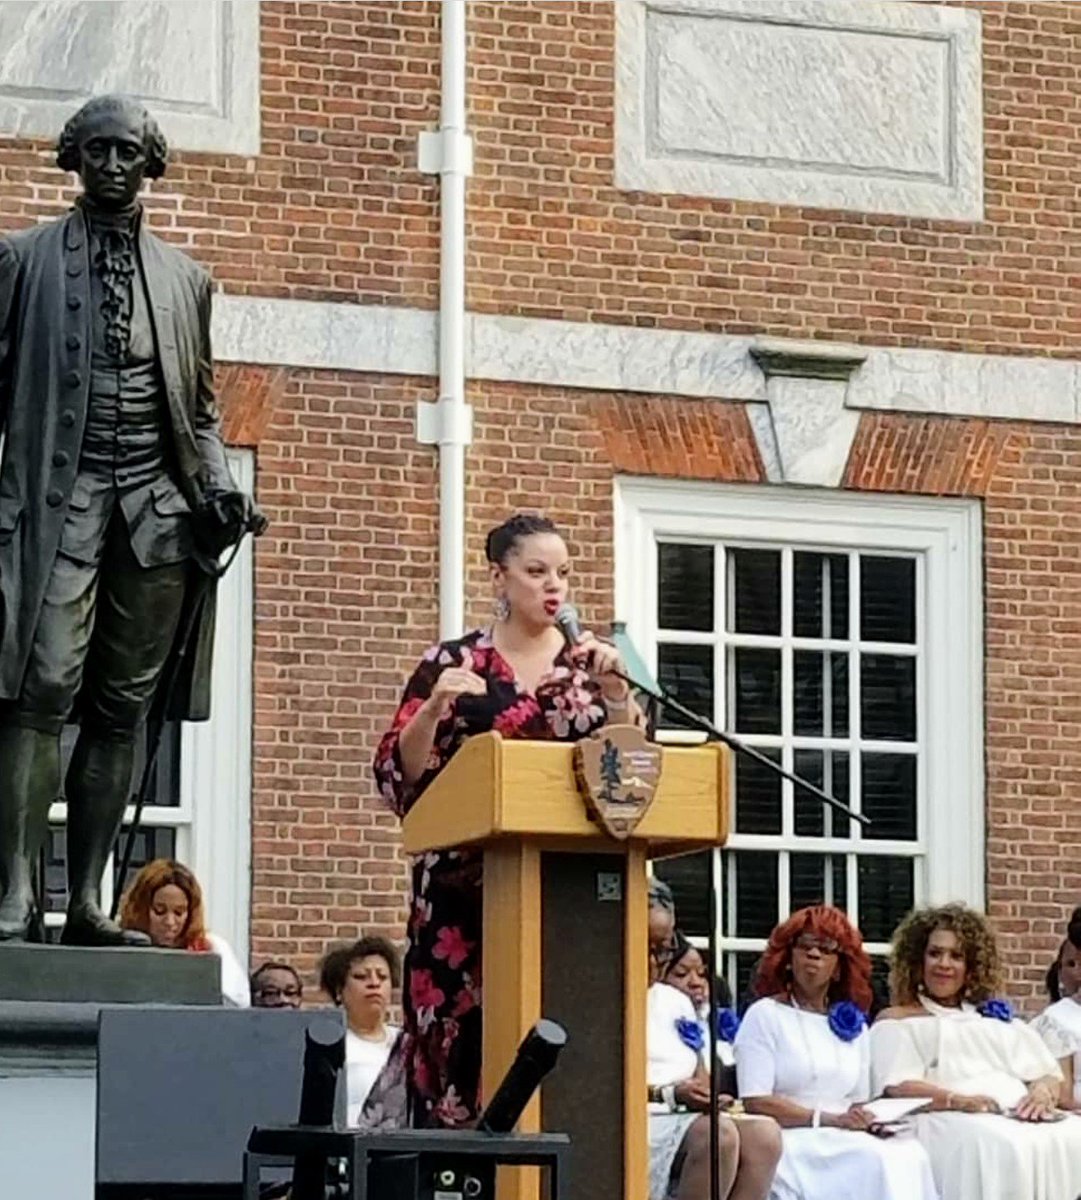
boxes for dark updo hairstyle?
[1045,905,1081,1001]
[484,513,560,566]
[319,935,401,1004]
[56,94,169,179]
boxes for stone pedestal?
[0,945,223,1200]
[0,942,221,1005]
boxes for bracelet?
[604,691,630,709]
[811,1107,821,1129]
[661,1085,677,1112]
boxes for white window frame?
[46,449,254,963]
[615,477,985,948]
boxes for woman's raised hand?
[423,667,487,720]
[568,631,628,701]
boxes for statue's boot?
[0,725,58,942]
[60,733,149,947]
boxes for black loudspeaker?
[96,1007,345,1198]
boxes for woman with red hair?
[733,906,935,1200]
[119,859,249,1007]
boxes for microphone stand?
[609,667,868,1200]
[611,668,868,830]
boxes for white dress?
[647,983,701,1200]
[1031,997,1081,1104]
[870,997,1081,1200]
[344,1025,400,1126]
[734,997,937,1200]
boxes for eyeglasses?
[793,935,840,955]
[254,985,302,1002]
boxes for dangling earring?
[493,594,510,622]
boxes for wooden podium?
[402,730,730,1200]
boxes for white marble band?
[212,294,1081,429]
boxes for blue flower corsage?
[827,1000,867,1042]
[676,1016,705,1052]
[716,1008,741,1044]
[977,998,1014,1023]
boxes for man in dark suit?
[0,95,257,945]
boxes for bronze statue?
[0,95,259,946]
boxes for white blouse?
[647,982,700,1095]
[870,996,1062,1111]
[344,1025,400,1126]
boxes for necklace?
[786,996,841,1099]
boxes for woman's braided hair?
[484,513,559,565]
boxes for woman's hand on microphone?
[423,667,487,720]
[570,631,628,702]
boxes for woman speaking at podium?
[373,513,642,1128]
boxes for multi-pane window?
[616,481,983,1007]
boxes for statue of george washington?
[0,95,260,946]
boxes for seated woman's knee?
[683,1115,738,1169]
[736,1117,782,1165]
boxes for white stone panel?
[468,313,764,401]
[616,0,983,220]
[0,0,260,155]
[848,346,1080,424]
[211,296,1081,429]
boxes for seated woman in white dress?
[663,932,738,1094]
[1031,909,1081,1108]
[870,903,1081,1200]
[648,880,781,1200]
[733,904,937,1200]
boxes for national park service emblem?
[573,724,662,840]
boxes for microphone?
[554,602,585,649]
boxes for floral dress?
[372,627,614,1128]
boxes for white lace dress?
[734,997,938,1200]
[1031,997,1081,1104]
[647,983,702,1200]
[870,996,1081,1200]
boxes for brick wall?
[234,364,1081,1003]
[467,0,1081,354]
[246,370,439,975]
[1,0,1078,1002]
[1,2,1078,354]
[239,374,763,985]
[0,1,444,306]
